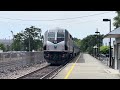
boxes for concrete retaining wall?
[0,51,45,75]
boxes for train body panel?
[46,41,65,51]
[73,44,80,56]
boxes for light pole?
[103,19,112,67]
[93,45,98,58]
[11,31,14,51]
[95,28,100,60]
[9,36,11,51]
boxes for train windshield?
[48,32,55,38]
[57,32,64,38]
[57,32,64,43]
[48,32,55,42]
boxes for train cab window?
[57,32,64,37]
[48,32,55,38]
[48,38,55,43]
[48,32,55,43]
[57,32,64,43]
[57,38,64,43]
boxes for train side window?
[70,35,72,38]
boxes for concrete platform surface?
[54,53,120,79]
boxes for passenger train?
[43,28,80,65]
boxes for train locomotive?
[43,28,80,65]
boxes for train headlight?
[46,54,50,57]
[62,54,65,57]
[48,54,50,57]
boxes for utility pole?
[109,20,112,67]
[9,36,11,51]
[11,31,14,51]
[29,29,30,52]
[98,29,100,60]
[95,28,100,60]
[25,28,31,52]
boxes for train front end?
[43,29,67,65]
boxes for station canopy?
[105,27,120,38]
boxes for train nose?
[54,40,57,44]
[54,45,57,49]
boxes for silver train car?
[43,28,80,65]
[73,43,80,57]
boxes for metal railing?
[96,54,115,68]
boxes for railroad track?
[17,54,80,79]
[17,62,68,79]
[17,65,55,79]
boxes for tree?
[100,46,109,54]
[24,26,42,51]
[6,45,10,51]
[12,32,24,51]
[0,43,6,51]
[113,11,120,28]
[12,26,43,51]
[73,37,81,47]
[80,34,104,54]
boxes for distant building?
[0,39,13,46]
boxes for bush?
[100,46,109,54]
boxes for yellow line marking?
[64,54,81,79]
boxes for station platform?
[54,53,120,79]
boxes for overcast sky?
[0,11,117,46]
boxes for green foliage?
[113,11,120,28]
[12,26,43,51]
[73,37,81,47]
[100,46,109,54]
[11,33,24,51]
[6,45,10,51]
[0,43,6,51]
[80,34,104,54]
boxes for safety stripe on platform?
[64,54,81,79]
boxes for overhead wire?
[0,11,113,21]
